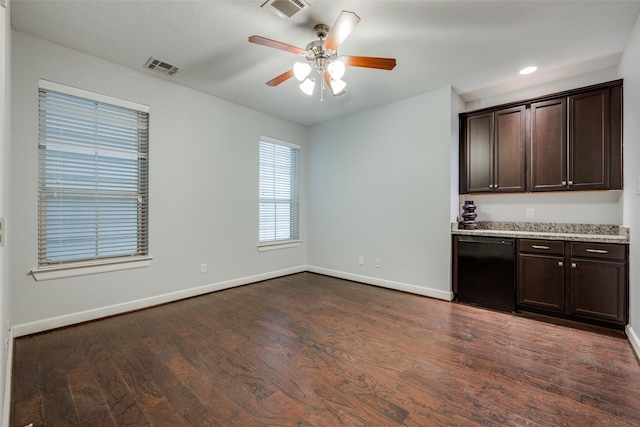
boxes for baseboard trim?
[306,266,454,301]
[12,266,306,337]
[626,325,640,360]
[2,328,13,427]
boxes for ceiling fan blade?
[249,36,306,56]
[266,69,295,87]
[343,56,397,70]
[323,72,345,96]
[324,11,361,51]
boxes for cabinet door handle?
[489,184,493,189]
[562,181,567,185]
[586,249,608,254]
[532,245,550,250]
[558,261,563,267]
[568,180,574,185]
[571,263,577,268]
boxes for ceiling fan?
[249,10,396,98]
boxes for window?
[258,136,300,248]
[35,80,150,278]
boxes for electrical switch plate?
[358,256,364,265]
[375,259,381,268]
[637,178,640,196]
[200,263,207,274]
[526,208,535,218]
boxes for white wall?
[458,192,623,224]
[459,68,624,225]
[9,31,307,334]
[0,1,9,421]
[619,11,640,355]
[465,67,620,112]
[306,87,457,300]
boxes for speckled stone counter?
[451,221,629,244]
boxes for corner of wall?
[450,88,462,223]
[0,1,10,421]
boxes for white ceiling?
[10,0,640,126]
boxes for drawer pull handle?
[586,249,608,254]
[532,245,550,250]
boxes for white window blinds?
[259,137,300,244]
[38,82,149,266]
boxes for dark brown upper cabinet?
[530,98,567,191]
[460,105,526,193]
[568,89,610,190]
[459,80,623,194]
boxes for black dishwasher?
[456,235,516,312]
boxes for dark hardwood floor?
[11,272,640,426]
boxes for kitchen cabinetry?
[460,106,526,193]
[518,239,565,312]
[570,242,627,324]
[530,86,622,191]
[516,239,628,327]
[460,80,623,194]
[529,98,566,191]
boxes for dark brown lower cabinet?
[518,255,565,312]
[570,242,627,324]
[517,239,628,328]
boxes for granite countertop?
[451,221,630,244]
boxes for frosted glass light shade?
[330,78,346,95]
[327,59,345,79]
[299,77,315,95]
[293,62,311,81]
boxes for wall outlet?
[375,259,381,268]
[358,256,364,265]
[526,208,535,218]
[200,263,207,274]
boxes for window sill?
[31,256,153,281]
[257,240,302,252]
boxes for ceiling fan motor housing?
[314,24,329,39]
[304,39,337,72]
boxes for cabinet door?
[568,89,610,190]
[494,106,526,192]
[570,258,626,324]
[518,254,565,312]
[464,113,493,193]
[530,98,567,191]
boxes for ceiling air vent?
[261,0,309,20]
[144,57,180,76]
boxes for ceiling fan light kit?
[249,10,396,100]
[299,77,315,95]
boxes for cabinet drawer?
[571,242,626,261]
[519,239,564,256]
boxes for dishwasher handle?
[457,236,514,245]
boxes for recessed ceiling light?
[519,66,538,75]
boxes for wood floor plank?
[67,367,116,427]
[79,332,152,426]
[11,272,640,426]
[10,397,44,427]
